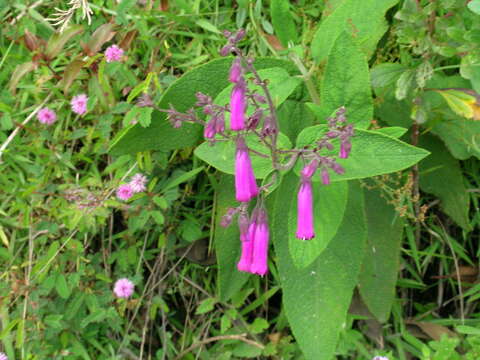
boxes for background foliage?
[1,0,480,359]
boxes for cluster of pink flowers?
[116,173,148,201]
[37,107,57,125]
[113,278,134,298]
[105,44,124,63]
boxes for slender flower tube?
[204,120,216,139]
[321,168,330,185]
[230,80,246,131]
[229,58,242,83]
[250,209,269,276]
[296,178,315,240]
[301,159,319,179]
[234,138,259,202]
[339,140,352,159]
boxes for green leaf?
[358,187,404,322]
[419,135,471,231]
[311,0,398,62]
[270,0,298,46]
[373,127,408,138]
[320,31,373,129]
[295,125,430,181]
[468,0,480,14]
[161,167,204,192]
[110,57,297,155]
[371,63,408,90]
[194,133,292,179]
[274,177,366,360]
[277,99,315,142]
[432,116,480,160]
[287,182,348,268]
[62,59,86,94]
[215,175,249,302]
[433,89,476,119]
[195,297,218,315]
[56,274,71,300]
[8,62,36,94]
[45,25,84,59]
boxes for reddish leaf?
[87,23,116,55]
[9,62,37,94]
[119,30,138,51]
[45,25,84,59]
[23,30,40,52]
[63,59,86,94]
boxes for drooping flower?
[321,168,330,185]
[116,184,134,201]
[234,137,258,202]
[301,159,319,179]
[296,177,315,240]
[250,208,269,276]
[129,173,147,193]
[339,140,352,159]
[230,80,246,131]
[37,108,57,125]
[237,237,254,272]
[105,44,124,63]
[113,278,134,298]
[71,94,88,115]
[237,211,254,272]
[229,58,242,83]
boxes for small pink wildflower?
[113,278,134,298]
[37,108,57,125]
[71,94,88,115]
[105,45,124,63]
[129,173,147,193]
[372,357,389,360]
[0,352,8,360]
[116,184,133,201]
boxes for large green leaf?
[311,0,399,62]
[274,176,366,360]
[110,58,297,155]
[215,175,249,301]
[270,0,298,47]
[358,187,404,322]
[277,99,315,143]
[320,31,373,129]
[287,181,348,268]
[294,125,430,181]
[194,133,292,179]
[419,135,471,231]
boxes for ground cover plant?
[1,0,480,359]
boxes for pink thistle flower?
[296,178,315,240]
[234,137,258,202]
[113,278,134,298]
[37,108,57,125]
[105,44,124,63]
[129,173,147,193]
[230,80,246,131]
[116,184,133,201]
[250,209,269,276]
[71,94,88,115]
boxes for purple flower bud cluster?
[237,206,270,276]
[220,29,246,56]
[294,107,354,240]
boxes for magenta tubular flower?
[113,278,134,298]
[250,210,269,276]
[204,120,216,139]
[105,44,124,63]
[230,81,246,131]
[37,107,57,125]
[301,159,319,179]
[321,168,330,185]
[296,178,315,240]
[339,140,352,159]
[229,58,242,83]
[129,173,147,193]
[71,94,88,115]
[235,138,259,202]
[116,184,133,201]
[237,237,254,272]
